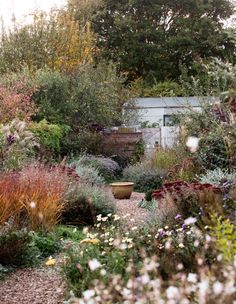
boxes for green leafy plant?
[151,148,182,171]
[62,130,104,156]
[74,155,121,182]
[54,225,84,242]
[63,184,115,225]
[199,168,235,186]
[0,228,30,266]
[27,231,61,260]
[123,162,163,193]
[131,139,145,164]
[211,215,236,262]
[138,198,156,211]
[71,163,105,185]
[29,120,70,158]
[0,264,11,279]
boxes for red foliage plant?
[152,181,221,200]
[0,82,36,124]
[0,164,78,231]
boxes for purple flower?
[159,230,166,237]
[7,135,15,145]
[175,214,181,220]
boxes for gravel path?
[0,265,66,304]
[110,191,149,226]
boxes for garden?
[0,0,236,303]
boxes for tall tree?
[75,0,235,83]
[0,9,94,73]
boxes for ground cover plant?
[62,213,236,304]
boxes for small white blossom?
[83,290,95,300]
[212,282,224,295]
[186,136,200,153]
[83,227,89,234]
[114,214,120,221]
[96,214,102,221]
[198,280,209,303]
[88,259,101,271]
[141,273,150,284]
[177,263,183,270]
[187,273,198,283]
[165,241,171,250]
[120,243,128,250]
[166,286,180,299]
[100,269,107,276]
[184,217,197,225]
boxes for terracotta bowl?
[110,182,134,199]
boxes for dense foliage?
[70,0,236,84]
[0,10,94,73]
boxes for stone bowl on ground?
[110,182,134,199]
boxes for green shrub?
[74,155,121,182]
[151,148,181,171]
[61,217,211,298]
[71,163,105,185]
[32,69,73,125]
[0,264,11,279]
[123,162,163,192]
[62,239,128,296]
[197,132,229,170]
[199,168,235,186]
[70,62,132,127]
[63,184,115,225]
[0,226,62,268]
[130,78,186,97]
[145,189,156,201]
[61,130,104,156]
[27,231,61,260]
[54,225,84,242]
[0,228,30,266]
[29,120,70,158]
[177,101,231,171]
[211,215,236,262]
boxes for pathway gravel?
[0,265,66,304]
[109,190,149,226]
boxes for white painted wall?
[138,106,202,148]
[141,128,161,155]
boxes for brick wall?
[102,132,143,157]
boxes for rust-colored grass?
[0,165,70,231]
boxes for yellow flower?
[45,256,56,266]
[80,238,100,245]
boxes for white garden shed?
[125,96,216,151]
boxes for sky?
[0,0,67,28]
[0,0,235,29]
